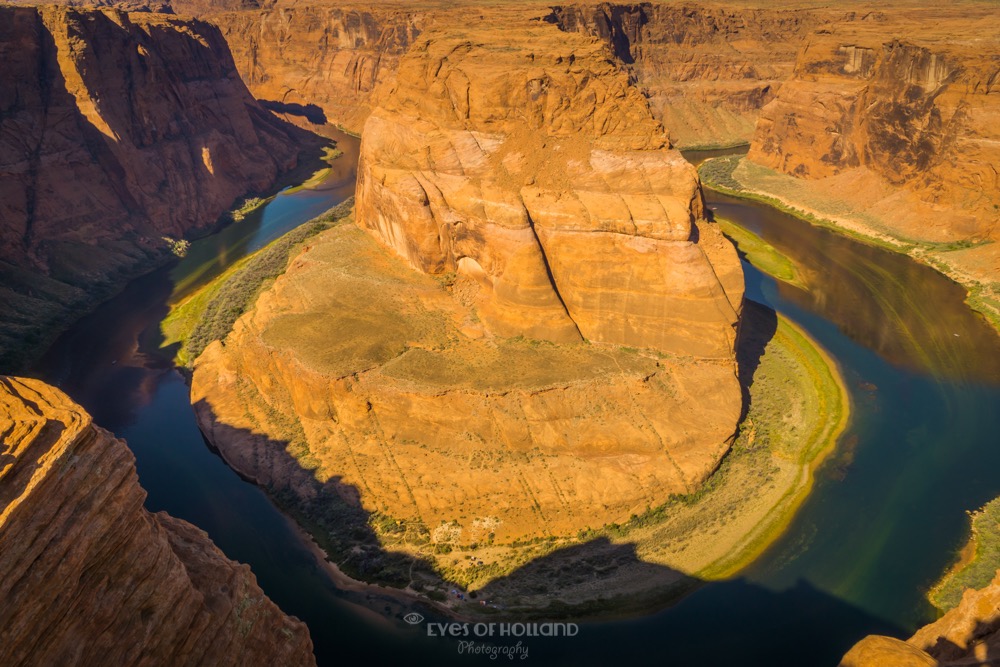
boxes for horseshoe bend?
[3,1,1000,666]
[186,12,853,612]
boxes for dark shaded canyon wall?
[0,5,305,369]
[0,376,317,666]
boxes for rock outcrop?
[544,2,818,147]
[199,3,422,133]
[0,5,306,369]
[0,376,316,666]
[191,16,743,588]
[841,570,1000,667]
[160,1,816,147]
[356,20,743,358]
[748,7,1000,245]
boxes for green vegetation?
[698,154,747,192]
[595,305,849,581]
[698,156,913,253]
[283,145,344,195]
[228,197,268,222]
[717,217,805,290]
[161,236,191,257]
[161,198,354,366]
[930,497,1000,611]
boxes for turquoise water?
[31,143,1000,666]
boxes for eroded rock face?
[545,3,818,147]
[206,4,422,132]
[840,570,1000,667]
[356,21,743,359]
[167,1,815,147]
[749,9,1000,244]
[0,5,304,369]
[191,17,743,582]
[0,376,316,667]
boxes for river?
[29,141,1000,666]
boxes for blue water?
[31,143,1000,666]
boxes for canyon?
[0,4,307,369]
[1,0,1000,664]
[0,376,315,666]
[165,0,819,147]
[189,12,750,597]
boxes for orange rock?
[841,570,1000,666]
[749,8,1000,244]
[190,13,744,580]
[356,19,743,358]
[0,376,316,667]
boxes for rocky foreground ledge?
[0,376,316,666]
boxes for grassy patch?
[930,497,1000,611]
[717,217,805,290]
[161,198,354,366]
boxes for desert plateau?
[2,1,1000,666]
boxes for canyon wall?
[0,376,315,666]
[841,570,1000,666]
[0,5,305,369]
[748,9,1000,245]
[205,4,422,133]
[544,2,817,147]
[191,13,744,588]
[165,1,816,147]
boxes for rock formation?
[544,3,818,147]
[206,4,422,133]
[191,15,743,584]
[0,376,316,666]
[356,20,743,357]
[153,1,816,147]
[0,5,306,369]
[841,570,1000,667]
[748,7,1000,246]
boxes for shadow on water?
[21,138,1000,667]
[187,398,906,667]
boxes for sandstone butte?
[0,4,306,369]
[190,12,745,578]
[841,570,1000,667]
[0,376,316,667]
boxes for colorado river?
[29,141,1000,666]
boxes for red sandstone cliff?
[0,5,306,369]
[748,8,1000,245]
[0,376,316,666]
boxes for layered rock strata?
[748,8,1000,246]
[0,5,305,369]
[163,1,816,147]
[192,17,743,577]
[0,376,316,666]
[544,2,818,147]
